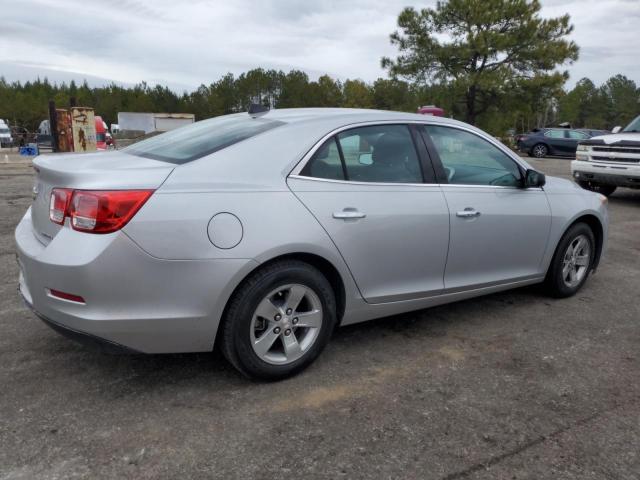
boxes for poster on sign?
[70,107,97,152]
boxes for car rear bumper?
[571,160,640,188]
[15,208,258,353]
[20,292,139,354]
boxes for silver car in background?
[16,108,609,379]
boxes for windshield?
[0,128,9,134]
[124,115,285,164]
[622,115,640,133]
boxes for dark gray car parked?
[516,128,606,158]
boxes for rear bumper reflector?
[48,289,86,304]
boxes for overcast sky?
[1,0,638,91]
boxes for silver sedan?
[15,108,609,379]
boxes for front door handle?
[456,208,481,218]
[333,208,366,220]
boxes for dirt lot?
[1,155,638,479]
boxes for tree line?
[0,72,637,137]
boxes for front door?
[545,129,573,155]
[420,125,551,290]
[288,124,450,303]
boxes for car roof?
[259,107,466,129]
[166,108,523,192]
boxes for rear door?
[419,125,551,290]
[288,124,450,303]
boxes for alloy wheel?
[533,144,547,158]
[561,234,591,288]
[249,284,323,365]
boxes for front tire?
[545,223,595,298]
[219,260,337,380]
[577,181,617,197]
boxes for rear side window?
[125,115,285,164]
[301,137,345,180]
[544,130,565,139]
[300,124,423,184]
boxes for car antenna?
[248,103,270,118]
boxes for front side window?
[300,124,423,183]
[425,126,522,187]
[125,115,285,164]
[568,130,588,139]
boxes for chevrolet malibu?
[16,108,609,380]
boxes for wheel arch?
[217,252,347,347]
[562,214,604,271]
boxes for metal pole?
[48,100,58,153]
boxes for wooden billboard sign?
[70,107,97,153]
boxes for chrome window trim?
[288,120,531,183]
[288,174,544,191]
[288,174,438,188]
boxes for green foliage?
[342,79,373,108]
[0,68,637,136]
[382,0,579,125]
[600,75,639,128]
[557,78,607,128]
[557,76,639,129]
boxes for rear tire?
[531,143,548,158]
[577,181,616,197]
[545,223,595,298]
[219,260,337,381]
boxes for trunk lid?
[31,151,174,244]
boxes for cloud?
[0,0,637,91]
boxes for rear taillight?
[49,188,73,225]
[49,189,153,234]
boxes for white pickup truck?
[571,115,640,196]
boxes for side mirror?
[612,126,622,134]
[524,169,546,188]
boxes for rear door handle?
[333,208,366,220]
[456,208,481,218]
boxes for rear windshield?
[124,115,285,164]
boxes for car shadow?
[41,283,550,388]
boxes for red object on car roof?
[417,105,445,116]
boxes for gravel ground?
[0,155,638,479]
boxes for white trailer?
[117,112,195,134]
